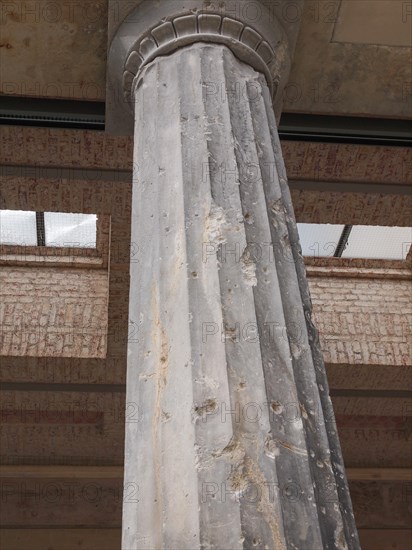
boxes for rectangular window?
[297,223,344,258]
[44,213,97,248]
[0,210,38,246]
[298,223,412,260]
[0,210,97,249]
[341,226,412,260]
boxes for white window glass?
[342,226,412,260]
[0,210,37,246]
[297,223,345,257]
[44,213,97,248]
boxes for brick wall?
[310,275,411,367]
[0,267,109,358]
[0,263,410,370]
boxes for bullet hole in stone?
[192,272,198,278]
[160,356,167,363]
[165,227,170,233]
[194,398,218,416]
[252,539,258,546]
[161,411,171,422]
[284,486,294,498]
[239,382,246,389]
[271,401,282,414]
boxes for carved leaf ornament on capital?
[122,13,284,106]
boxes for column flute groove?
[107,3,360,549]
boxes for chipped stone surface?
[122,43,359,550]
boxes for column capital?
[106,0,303,135]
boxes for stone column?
[110,4,360,549]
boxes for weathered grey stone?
[122,42,360,549]
[106,0,300,135]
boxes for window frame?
[0,213,110,269]
[298,223,412,262]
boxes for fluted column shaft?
[123,43,359,550]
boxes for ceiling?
[0,0,411,118]
[284,0,412,118]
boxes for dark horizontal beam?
[0,97,104,130]
[288,179,411,196]
[330,388,412,399]
[279,113,412,146]
[0,382,126,393]
[0,164,132,183]
[1,383,411,399]
[2,164,411,196]
[0,96,411,146]
[0,465,410,481]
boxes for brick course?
[310,276,412,367]
[0,267,109,358]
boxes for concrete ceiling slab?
[333,0,411,47]
[283,0,412,118]
[0,0,108,101]
[0,0,410,119]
